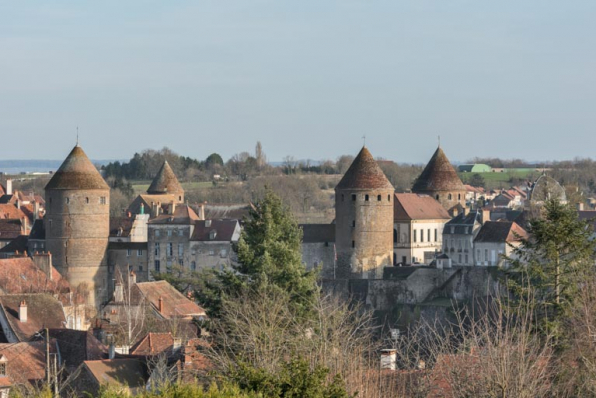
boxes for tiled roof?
[148,204,200,225]
[129,332,175,356]
[0,220,24,241]
[0,204,26,220]
[444,211,481,235]
[0,257,66,295]
[135,280,206,319]
[0,341,48,385]
[336,147,393,190]
[45,145,109,191]
[83,359,148,390]
[474,221,528,243]
[394,194,451,221]
[190,219,239,242]
[0,294,66,341]
[300,224,335,243]
[182,338,213,377]
[147,161,184,195]
[48,329,106,370]
[412,147,466,192]
[127,194,178,216]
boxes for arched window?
[388,194,391,201]
[365,194,369,201]
[448,193,452,200]
[393,229,397,243]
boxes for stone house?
[473,221,528,267]
[188,219,241,271]
[442,210,482,266]
[393,193,451,265]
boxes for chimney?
[158,296,163,313]
[198,203,205,220]
[140,203,145,215]
[173,338,182,352]
[109,342,116,359]
[33,201,40,221]
[380,349,397,370]
[578,203,585,211]
[6,179,12,196]
[170,201,176,215]
[21,217,27,234]
[126,211,132,218]
[482,208,491,224]
[32,252,53,280]
[205,219,212,228]
[114,282,124,303]
[129,271,136,285]
[19,300,27,323]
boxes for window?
[138,265,143,272]
[167,229,172,237]
[427,229,431,242]
[341,194,344,202]
[436,194,439,200]
[448,193,452,200]
[458,193,461,200]
[167,243,173,256]
[220,249,227,257]
[465,254,468,263]
[126,249,131,257]
[485,249,488,262]
[393,229,397,243]
[154,243,160,256]
[413,230,417,243]
[377,195,381,201]
[0,361,7,376]
[178,243,184,256]
[351,240,355,248]
[100,197,107,205]
[154,260,161,272]
[420,230,424,242]
[352,220,355,227]
[178,229,184,237]
[388,194,391,201]
[191,261,196,271]
[352,194,356,201]
[155,230,160,237]
[434,229,438,242]
[166,260,173,272]
[365,194,369,201]
[86,197,89,204]
[65,197,69,204]
[137,249,143,256]
[209,250,215,256]
[179,259,184,266]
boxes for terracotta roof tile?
[0,204,26,220]
[147,161,184,195]
[83,359,148,389]
[0,341,48,385]
[336,147,393,190]
[129,332,175,356]
[148,204,200,225]
[412,147,466,192]
[45,145,109,191]
[134,280,206,319]
[0,257,67,295]
[0,220,24,241]
[394,193,451,221]
[0,293,66,341]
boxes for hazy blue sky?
[1,1,595,164]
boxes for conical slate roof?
[336,147,393,190]
[45,145,109,190]
[147,161,184,195]
[412,147,465,192]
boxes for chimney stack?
[19,300,27,323]
[169,201,176,215]
[482,208,491,224]
[380,349,397,370]
[114,282,124,303]
[578,202,585,211]
[198,203,205,220]
[6,179,12,196]
[158,296,163,313]
[33,201,40,221]
[32,252,53,280]
[129,270,136,285]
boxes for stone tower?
[412,146,466,211]
[147,161,184,203]
[45,145,110,306]
[335,147,394,279]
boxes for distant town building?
[473,221,527,267]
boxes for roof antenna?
[438,135,441,148]
[362,135,366,147]
[76,126,79,147]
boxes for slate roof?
[474,221,528,243]
[147,161,184,195]
[202,203,252,221]
[190,219,239,242]
[47,329,107,370]
[0,294,66,341]
[412,147,466,192]
[83,359,148,390]
[444,211,481,235]
[129,332,175,356]
[300,224,335,243]
[107,241,147,251]
[336,147,393,190]
[45,145,109,191]
[28,219,45,240]
[0,235,28,254]
[134,281,206,319]
[394,193,451,221]
[109,217,134,238]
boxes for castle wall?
[301,242,335,278]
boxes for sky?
[1,1,596,164]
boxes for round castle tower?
[335,147,394,279]
[412,146,466,211]
[147,160,185,203]
[45,145,110,306]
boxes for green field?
[458,169,538,189]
